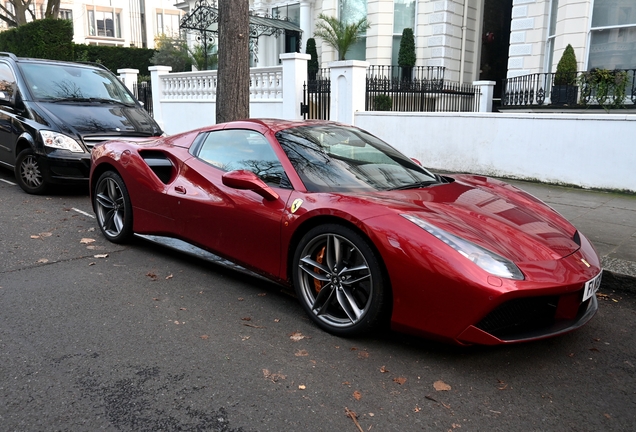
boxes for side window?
[0,63,17,101]
[196,129,291,188]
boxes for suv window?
[18,62,136,104]
[0,63,16,100]
[196,129,290,188]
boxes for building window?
[545,0,559,72]
[589,0,636,69]
[157,12,182,38]
[339,0,367,60]
[87,9,121,38]
[272,4,301,57]
[392,0,416,65]
[59,9,72,20]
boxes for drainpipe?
[459,0,469,85]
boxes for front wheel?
[15,149,48,194]
[293,224,388,337]
[93,171,133,244]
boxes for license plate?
[583,271,602,301]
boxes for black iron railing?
[302,68,330,120]
[133,81,153,117]
[501,69,636,109]
[366,66,480,112]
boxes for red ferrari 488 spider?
[90,119,601,345]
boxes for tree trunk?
[216,0,250,124]
[45,0,61,19]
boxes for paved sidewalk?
[506,179,636,284]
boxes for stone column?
[299,0,314,52]
[148,66,173,130]
[117,68,139,94]
[473,80,496,112]
[329,60,369,124]
[280,53,310,120]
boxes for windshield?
[276,125,439,192]
[18,62,136,105]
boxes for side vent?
[139,150,175,184]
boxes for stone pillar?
[280,53,310,120]
[329,60,369,124]
[148,66,172,130]
[473,80,496,112]
[117,68,139,94]
[299,0,314,52]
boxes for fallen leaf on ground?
[298,384,306,390]
[414,405,421,412]
[344,407,364,432]
[295,349,309,357]
[289,331,306,342]
[380,365,389,373]
[238,297,244,301]
[241,335,250,341]
[243,323,264,328]
[40,232,52,238]
[451,423,461,429]
[262,369,286,382]
[241,317,252,321]
[165,274,173,280]
[589,347,600,352]
[94,254,108,258]
[353,390,362,400]
[180,308,187,311]
[393,377,407,385]
[80,238,95,244]
[274,318,280,322]
[342,381,351,386]
[200,335,209,340]
[37,258,49,263]
[30,235,40,239]
[146,272,157,280]
[88,262,96,266]
[434,380,451,391]
[358,351,369,359]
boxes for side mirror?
[222,169,280,201]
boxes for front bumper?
[39,150,91,185]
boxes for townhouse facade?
[2,0,183,49]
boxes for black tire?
[15,149,48,195]
[292,224,387,337]
[93,171,133,244]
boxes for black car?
[0,52,163,194]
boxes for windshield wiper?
[386,180,439,191]
[50,97,133,106]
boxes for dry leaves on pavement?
[434,380,451,391]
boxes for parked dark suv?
[0,52,163,194]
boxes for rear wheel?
[293,224,387,337]
[93,171,133,244]
[15,149,47,194]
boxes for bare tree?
[0,0,61,27]
[216,0,250,124]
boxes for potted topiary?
[306,38,319,81]
[552,44,578,105]
[397,28,416,81]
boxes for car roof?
[0,52,108,71]
[228,118,349,134]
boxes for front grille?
[476,295,560,338]
[83,136,115,150]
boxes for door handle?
[174,185,186,194]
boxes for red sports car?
[90,119,601,345]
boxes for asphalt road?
[1,169,635,432]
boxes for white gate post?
[117,68,139,94]
[148,66,172,131]
[329,60,369,124]
[473,80,497,112]
[280,53,310,120]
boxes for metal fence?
[501,69,636,109]
[302,68,330,120]
[365,66,480,112]
[133,81,153,117]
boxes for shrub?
[306,38,319,79]
[397,28,416,68]
[554,44,577,85]
[373,94,392,111]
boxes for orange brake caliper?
[314,247,326,293]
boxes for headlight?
[402,214,524,280]
[40,131,84,153]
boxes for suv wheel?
[15,149,48,195]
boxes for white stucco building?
[175,1,635,88]
[3,0,184,49]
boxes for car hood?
[35,101,162,137]
[359,175,580,263]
